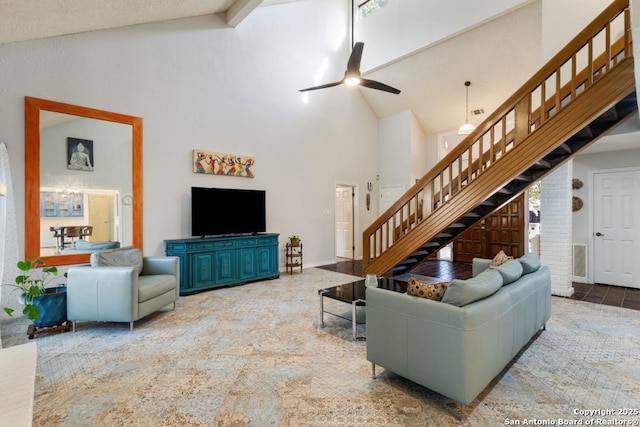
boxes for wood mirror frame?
[25,96,143,266]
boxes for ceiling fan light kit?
[458,81,476,135]
[299,42,400,94]
[344,76,361,86]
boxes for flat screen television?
[191,187,266,237]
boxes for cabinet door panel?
[239,249,256,279]
[256,247,273,276]
[215,251,235,284]
[193,253,214,288]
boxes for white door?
[335,185,354,259]
[380,185,405,216]
[593,169,640,287]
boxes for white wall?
[409,112,427,184]
[356,0,531,71]
[378,111,411,189]
[541,0,613,61]
[0,0,381,268]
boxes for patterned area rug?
[1,268,639,426]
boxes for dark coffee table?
[318,277,407,340]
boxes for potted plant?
[288,235,301,246]
[2,259,67,328]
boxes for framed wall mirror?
[25,97,143,266]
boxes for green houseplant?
[288,235,301,246]
[2,259,67,326]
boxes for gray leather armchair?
[67,256,179,331]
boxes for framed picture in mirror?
[67,137,94,171]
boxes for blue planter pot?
[33,287,67,328]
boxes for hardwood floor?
[317,259,640,310]
[317,258,363,277]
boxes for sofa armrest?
[472,258,492,276]
[67,266,138,322]
[142,257,178,277]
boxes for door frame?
[334,182,360,260]
[588,166,640,284]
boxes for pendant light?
[458,81,475,135]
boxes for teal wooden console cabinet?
[165,234,280,295]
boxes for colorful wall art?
[193,150,255,178]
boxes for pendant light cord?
[465,81,471,124]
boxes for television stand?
[165,233,280,295]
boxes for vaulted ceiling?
[0,0,301,46]
[2,0,638,152]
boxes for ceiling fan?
[298,0,400,95]
[299,42,401,94]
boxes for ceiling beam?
[226,0,263,27]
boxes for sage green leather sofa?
[67,250,179,331]
[366,255,551,408]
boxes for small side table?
[285,242,303,274]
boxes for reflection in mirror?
[25,97,143,267]
[39,112,133,256]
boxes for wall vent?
[572,244,587,280]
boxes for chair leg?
[172,301,176,311]
[72,321,76,333]
[371,362,376,379]
[130,321,134,332]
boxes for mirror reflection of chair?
[64,226,83,248]
[80,225,93,240]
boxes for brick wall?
[540,161,575,297]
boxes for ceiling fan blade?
[298,80,344,92]
[360,78,401,94]
[346,42,364,74]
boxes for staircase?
[363,0,636,277]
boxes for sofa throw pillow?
[518,252,541,274]
[441,269,503,307]
[489,258,523,285]
[407,277,450,301]
[490,250,513,267]
[91,248,143,275]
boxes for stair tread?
[421,242,440,248]
[410,250,429,257]
[448,223,466,228]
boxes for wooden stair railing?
[363,0,633,276]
